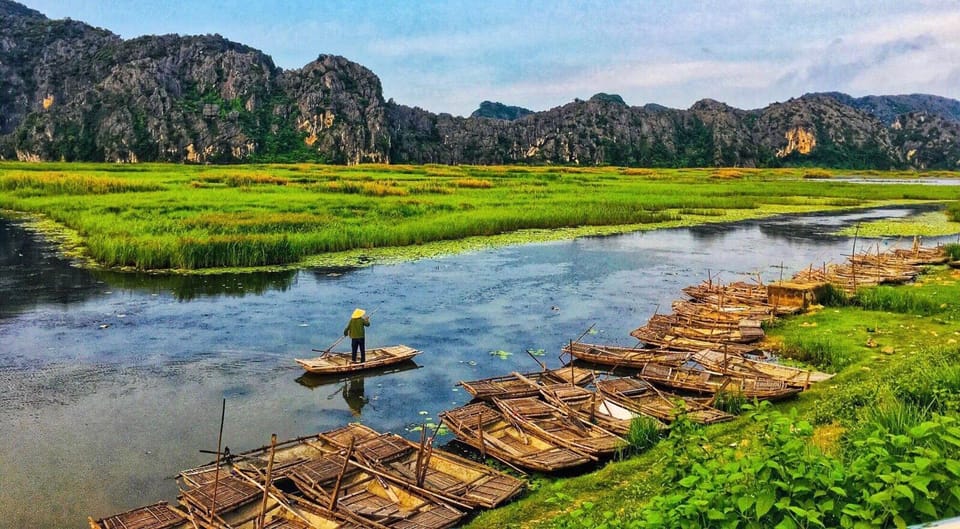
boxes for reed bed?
[1,162,958,270]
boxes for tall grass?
[3,162,959,270]
[618,415,663,458]
[780,334,854,372]
[946,243,960,261]
[855,286,941,315]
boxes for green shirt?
[344,317,370,339]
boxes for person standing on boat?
[343,308,371,363]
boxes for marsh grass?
[618,416,663,458]
[855,286,941,315]
[946,243,960,261]
[2,162,958,270]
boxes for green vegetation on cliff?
[1,164,958,271]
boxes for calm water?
[0,205,956,528]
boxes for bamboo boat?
[295,345,421,375]
[178,472,276,529]
[533,380,665,435]
[439,402,593,472]
[689,349,833,388]
[458,365,594,401]
[88,502,189,529]
[631,315,761,354]
[672,299,774,325]
[595,377,733,425]
[493,397,625,457]
[353,431,525,509]
[562,341,688,369]
[284,451,464,529]
[950,260,960,270]
[639,363,802,401]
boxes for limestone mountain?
[1,0,957,168]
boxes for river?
[0,204,956,528]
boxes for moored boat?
[458,365,594,401]
[493,397,625,457]
[595,377,733,424]
[639,362,802,401]
[689,349,832,388]
[352,431,525,509]
[562,341,688,369]
[295,345,421,375]
[439,402,593,473]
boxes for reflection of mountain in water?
[0,218,104,318]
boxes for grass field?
[0,163,958,271]
[464,266,960,529]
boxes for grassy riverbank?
[1,163,958,271]
[465,264,960,528]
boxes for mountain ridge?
[1,0,958,168]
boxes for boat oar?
[313,335,346,357]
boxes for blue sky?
[20,0,960,116]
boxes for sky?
[18,0,960,117]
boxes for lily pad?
[526,348,546,356]
[489,349,513,359]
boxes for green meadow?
[466,265,960,529]
[0,163,958,271]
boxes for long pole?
[209,398,226,517]
[255,433,278,529]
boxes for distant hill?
[470,101,534,121]
[1,0,958,168]
[814,92,960,125]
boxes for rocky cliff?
[1,0,957,168]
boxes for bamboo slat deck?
[440,402,593,472]
[285,453,464,529]
[295,345,421,375]
[536,381,663,435]
[88,502,187,529]
[178,424,380,488]
[459,366,595,401]
[690,350,833,388]
[595,377,733,425]
[640,363,802,401]
[631,314,761,354]
[562,341,688,369]
[354,432,525,509]
[493,397,625,457]
[672,299,775,326]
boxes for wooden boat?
[533,379,665,435]
[458,365,594,401]
[493,397,625,457]
[284,451,464,529]
[88,502,189,529]
[562,341,688,369]
[178,472,276,529]
[950,260,960,270]
[179,424,380,489]
[595,377,733,425]
[353,431,526,509]
[295,345,420,375]
[639,362,802,401]
[439,402,593,473]
[631,315,761,355]
[672,299,774,325]
[689,349,833,388]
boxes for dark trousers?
[351,338,366,362]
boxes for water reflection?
[0,219,104,318]
[93,268,299,301]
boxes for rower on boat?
[343,308,371,363]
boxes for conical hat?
[351,308,366,318]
